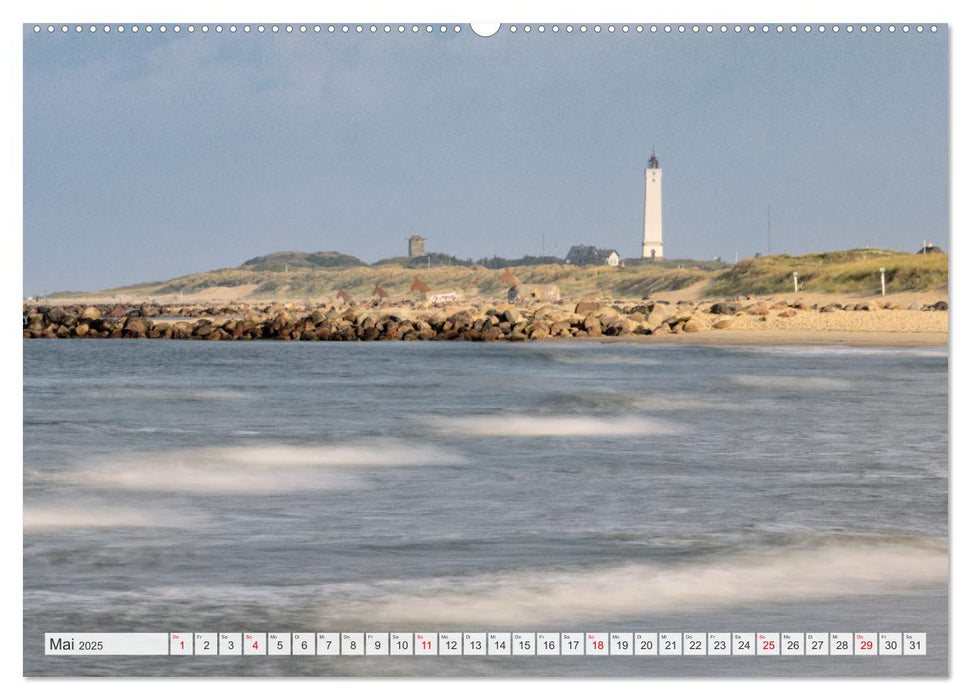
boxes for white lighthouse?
[642,152,663,260]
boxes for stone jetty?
[22,297,949,342]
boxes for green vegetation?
[706,249,948,297]
[53,247,947,302]
[80,262,708,301]
[240,250,366,270]
[623,257,730,272]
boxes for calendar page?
[22,12,948,679]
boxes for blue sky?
[23,23,947,293]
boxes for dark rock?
[708,301,741,315]
[582,314,602,336]
[46,308,76,326]
[123,317,150,335]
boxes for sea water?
[23,340,948,676]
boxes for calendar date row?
[46,632,927,657]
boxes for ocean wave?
[540,391,740,413]
[115,427,202,434]
[26,535,944,628]
[730,375,852,391]
[321,535,947,627]
[23,506,207,532]
[60,442,464,494]
[538,392,643,412]
[538,351,660,367]
[426,415,678,437]
[79,388,251,402]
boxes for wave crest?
[426,415,678,437]
[323,536,947,627]
[61,441,463,494]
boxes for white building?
[642,152,663,260]
[565,245,621,267]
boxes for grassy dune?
[58,248,947,302]
[706,249,948,297]
[94,263,709,301]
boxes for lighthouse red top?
[648,152,660,169]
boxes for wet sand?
[601,329,948,347]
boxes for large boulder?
[646,310,670,328]
[46,308,76,326]
[123,317,150,336]
[708,301,741,315]
[80,306,102,321]
[602,315,631,336]
[582,314,602,336]
[502,308,522,325]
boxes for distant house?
[917,243,945,255]
[565,244,621,267]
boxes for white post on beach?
[879,267,886,296]
[792,271,798,293]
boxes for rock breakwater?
[22,297,949,341]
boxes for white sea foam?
[23,506,205,532]
[730,375,852,391]
[81,388,250,402]
[325,537,947,627]
[427,415,677,437]
[63,442,463,494]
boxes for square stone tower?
[408,235,425,258]
[642,152,663,260]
